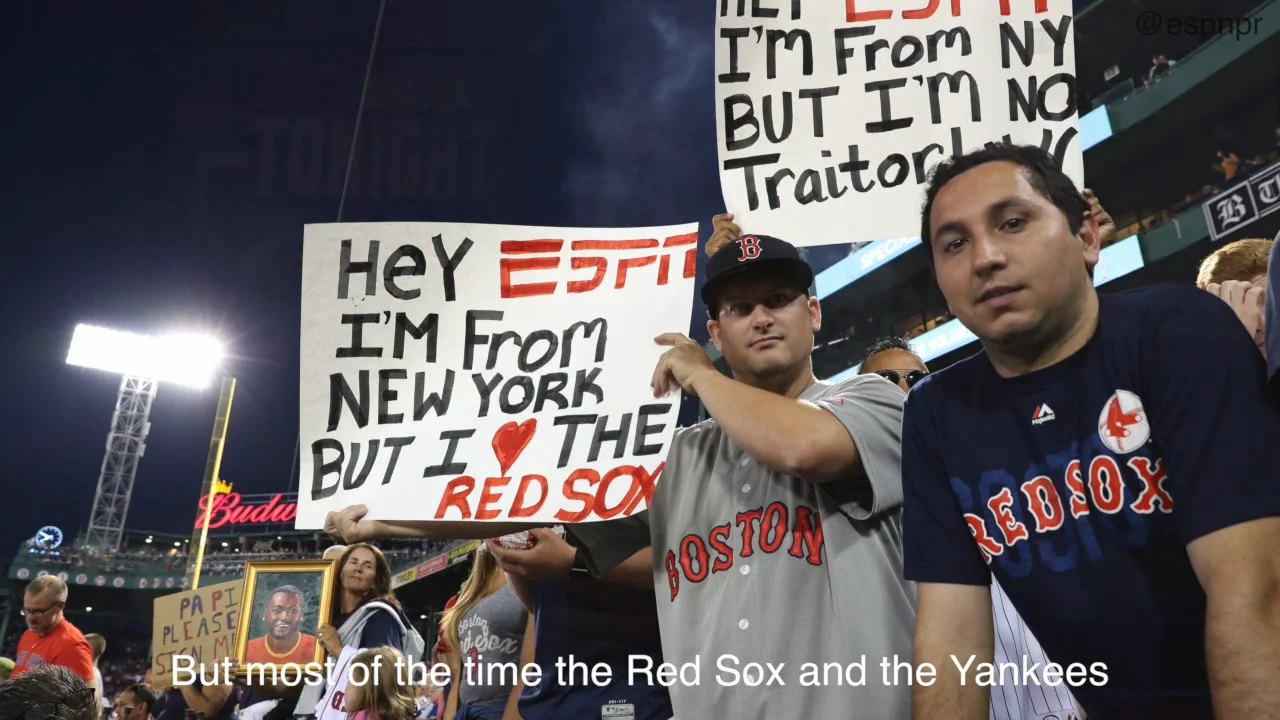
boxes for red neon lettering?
[554,469,599,523]
[788,506,824,565]
[709,524,734,573]
[475,477,511,520]
[434,477,475,519]
[508,475,548,518]
[1020,476,1065,533]
[735,508,764,557]
[760,502,788,553]
[986,487,1029,546]
[965,513,1004,562]
[1065,459,1090,518]
[1127,457,1175,514]
[1088,456,1124,514]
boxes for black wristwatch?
[569,546,590,578]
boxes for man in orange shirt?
[243,585,317,665]
[12,576,95,683]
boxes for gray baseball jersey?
[569,374,916,719]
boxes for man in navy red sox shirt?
[901,144,1280,720]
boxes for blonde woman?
[344,647,419,720]
[438,547,527,720]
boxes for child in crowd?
[343,647,420,720]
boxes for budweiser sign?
[194,493,298,529]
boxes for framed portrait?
[233,560,336,674]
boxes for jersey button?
[739,456,750,468]
[741,484,751,494]
[740,565,750,576]
[738,619,749,630]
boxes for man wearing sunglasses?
[113,683,158,720]
[12,577,94,686]
[859,337,1082,720]
[859,337,931,392]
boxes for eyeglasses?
[19,687,95,720]
[875,369,929,388]
[21,602,64,618]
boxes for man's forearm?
[368,520,543,540]
[912,646,991,720]
[689,369,854,481]
[1206,601,1280,718]
[912,583,994,720]
[600,547,654,588]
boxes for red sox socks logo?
[1098,390,1149,454]
[665,503,824,600]
[737,236,762,262]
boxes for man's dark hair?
[919,143,1090,258]
[268,585,305,612]
[0,666,98,720]
[123,683,158,718]
[860,336,918,369]
[270,585,304,603]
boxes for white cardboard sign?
[716,0,1083,246]
[297,222,698,527]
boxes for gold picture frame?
[232,560,336,677]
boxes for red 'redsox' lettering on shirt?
[665,504,824,601]
[499,233,697,299]
[967,456,1174,563]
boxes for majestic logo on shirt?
[1098,390,1149,454]
[664,503,824,602]
[1031,404,1056,425]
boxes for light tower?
[66,324,223,551]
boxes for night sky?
[4,1,727,554]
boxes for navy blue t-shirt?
[901,284,1280,719]
[519,579,673,720]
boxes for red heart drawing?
[492,419,537,477]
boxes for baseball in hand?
[486,526,566,552]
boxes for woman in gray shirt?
[439,547,527,720]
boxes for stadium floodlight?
[67,325,223,389]
[67,323,225,552]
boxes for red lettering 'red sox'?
[499,233,698,299]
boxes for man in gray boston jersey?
[325,229,917,719]
[557,231,915,718]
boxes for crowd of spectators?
[16,536,458,578]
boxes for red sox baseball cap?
[701,234,815,316]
